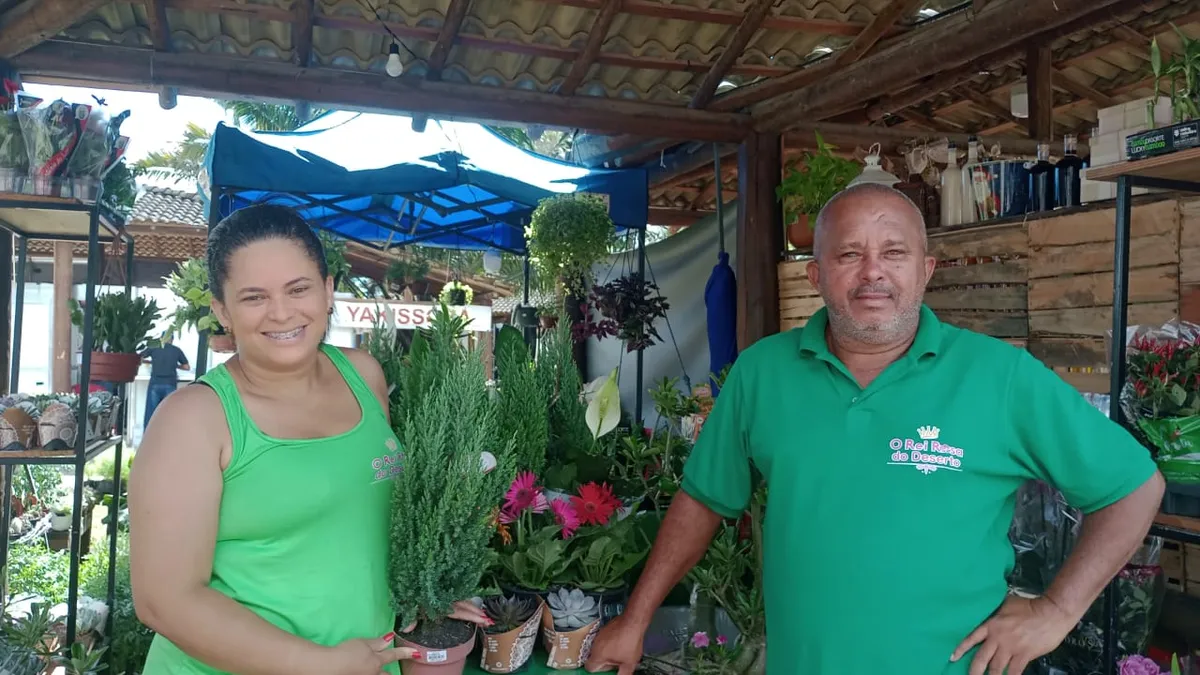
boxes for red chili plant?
[1126,334,1200,419]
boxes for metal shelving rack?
[0,191,135,647]
[1088,151,1200,675]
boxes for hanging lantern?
[482,248,502,275]
[1010,70,1029,119]
[848,143,901,188]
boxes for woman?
[129,205,489,675]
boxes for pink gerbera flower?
[716,636,727,646]
[503,471,540,513]
[551,499,581,538]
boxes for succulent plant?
[546,587,598,631]
[482,594,537,633]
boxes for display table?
[464,662,587,674]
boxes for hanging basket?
[89,352,140,383]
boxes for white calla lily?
[585,368,621,440]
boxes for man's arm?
[620,491,723,626]
[1043,472,1163,622]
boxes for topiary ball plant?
[525,194,615,296]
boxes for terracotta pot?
[539,315,558,330]
[209,333,236,353]
[89,351,140,383]
[786,214,814,250]
[398,630,476,675]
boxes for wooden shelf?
[1156,512,1200,535]
[1087,147,1200,183]
[0,191,126,241]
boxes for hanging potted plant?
[538,305,559,330]
[775,131,860,250]
[70,292,162,383]
[573,273,669,352]
[318,230,353,292]
[163,259,233,352]
[389,305,516,675]
[439,280,474,307]
[525,194,615,296]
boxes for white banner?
[336,301,493,332]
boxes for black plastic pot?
[448,289,468,306]
[582,586,628,626]
[1161,481,1200,517]
[513,306,538,328]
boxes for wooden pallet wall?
[1026,199,1180,393]
[925,223,1028,342]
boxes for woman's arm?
[129,386,336,675]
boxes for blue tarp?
[202,112,649,253]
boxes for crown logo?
[917,425,940,440]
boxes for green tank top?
[142,345,401,675]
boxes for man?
[586,183,1164,675]
[141,333,190,431]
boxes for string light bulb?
[385,43,404,77]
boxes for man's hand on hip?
[584,615,644,675]
[950,595,1077,675]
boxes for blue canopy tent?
[201,111,649,255]
[197,112,652,404]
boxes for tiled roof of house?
[130,186,206,228]
[491,291,556,315]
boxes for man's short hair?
[812,183,927,259]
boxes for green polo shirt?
[681,305,1158,675]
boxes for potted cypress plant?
[775,131,860,250]
[70,292,161,383]
[389,304,516,675]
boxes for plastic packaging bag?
[1109,319,1200,483]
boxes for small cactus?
[546,588,598,631]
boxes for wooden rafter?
[1110,23,1153,57]
[1050,68,1117,108]
[15,41,751,142]
[145,0,170,51]
[752,0,1135,131]
[1026,44,1054,141]
[412,0,472,132]
[534,0,891,37]
[977,74,1151,136]
[959,88,1026,131]
[836,0,925,66]
[293,0,315,68]
[689,0,776,109]
[0,0,111,58]
[558,0,622,95]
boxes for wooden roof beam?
[143,0,177,109]
[689,0,776,109]
[0,0,111,58]
[1050,67,1117,109]
[752,0,1137,132]
[958,87,1026,132]
[837,0,926,66]
[533,0,888,37]
[412,0,472,132]
[558,0,622,95]
[16,41,751,142]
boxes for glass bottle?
[961,135,980,223]
[1029,142,1056,212]
[940,142,962,227]
[1056,133,1084,208]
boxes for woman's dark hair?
[208,204,328,301]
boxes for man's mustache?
[852,283,895,298]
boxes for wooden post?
[736,132,783,350]
[52,242,73,393]
[1026,44,1054,141]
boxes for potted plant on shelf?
[775,131,860,250]
[525,194,615,296]
[389,305,516,675]
[71,292,162,383]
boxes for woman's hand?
[448,600,492,628]
[321,633,420,675]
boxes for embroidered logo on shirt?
[887,425,964,475]
[372,437,404,482]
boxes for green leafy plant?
[574,273,670,352]
[318,231,352,292]
[71,292,162,354]
[388,305,516,646]
[525,194,616,295]
[81,533,154,675]
[775,131,860,226]
[1150,27,1200,123]
[164,259,221,336]
[56,642,107,675]
[572,517,649,591]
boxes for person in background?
[140,333,190,431]
[585,183,1165,675]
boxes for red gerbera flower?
[571,482,621,526]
